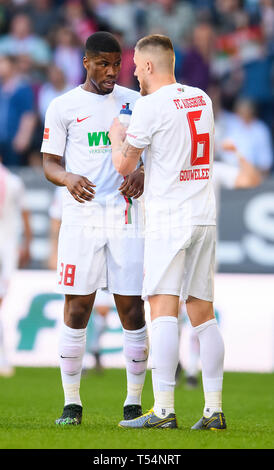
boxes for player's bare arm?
[43,153,96,204]
[222,139,262,188]
[109,118,144,176]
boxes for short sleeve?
[40,98,67,157]
[126,97,154,149]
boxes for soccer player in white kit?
[110,34,226,430]
[0,161,32,376]
[176,143,262,388]
[48,187,117,373]
[41,32,148,426]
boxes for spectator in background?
[209,78,239,151]
[0,0,271,172]
[0,2,11,36]
[179,22,215,91]
[214,0,249,33]
[0,55,37,166]
[217,97,273,176]
[91,0,141,47]
[85,0,113,27]
[114,30,137,89]
[144,0,196,47]
[260,0,274,50]
[0,12,51,67]
[29,0,60,38]
[53,26,84,87]
[239,53,274,131]
[211,0,274,127]
[62,0,98,44]
[38,64,72,122]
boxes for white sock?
[194,318,224,418]
[123,324,148,407]
[186,329,200,378]
[151,316,179,418]
[59,323,86,407]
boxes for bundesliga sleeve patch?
[43,128,50,140]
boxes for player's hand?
[118,166,144,199]
[63,173,96,203]
[222,138,237,153]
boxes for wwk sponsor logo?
[88,131,111,154]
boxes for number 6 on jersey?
[187,110,210,166]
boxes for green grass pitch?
[0,367,273,449]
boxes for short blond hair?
[136,34,174,53]
[135,34,175,72]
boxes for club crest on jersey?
[88,131,111,154]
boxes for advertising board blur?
[2,270,274,372]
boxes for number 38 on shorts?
[59,263,76,287]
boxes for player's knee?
[186,297,214,327]
[120,303,145,330]
[65,302,90,328]
[124,343,148,375]
[60,344,85,376]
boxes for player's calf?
[122,325,149,419]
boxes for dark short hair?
[136,34,174,53]
[85,31,121,56]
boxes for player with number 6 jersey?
[110,34,226,431]
[126,83,216,234]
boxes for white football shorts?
[94,288,115,308]
[56,224,144,296]
[142,225,216,302]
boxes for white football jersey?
[126,83,216,232]
[0,163,26,245]
[41,84,142,229]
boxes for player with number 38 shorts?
[41,32,148,427]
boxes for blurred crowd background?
[0,0,273,174]
[0,1,273,377]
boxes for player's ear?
[83,56,89,71]
[146,60,153,74]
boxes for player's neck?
[81,78,112,96]
[148,75,176,94]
